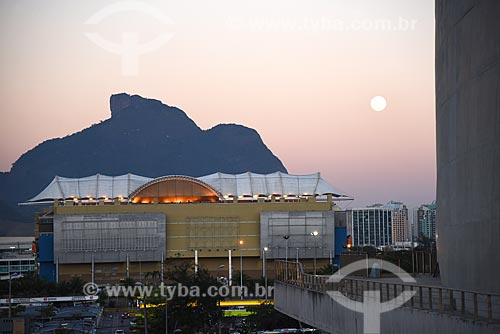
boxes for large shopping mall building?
[25,172,350,283]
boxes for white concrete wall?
[275,282,500,334]
[436,0,500,293]
[54,213,166,263]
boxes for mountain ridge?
[0,93,287,233]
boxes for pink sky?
[0,0,435,207]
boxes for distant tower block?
[436,0,500,293]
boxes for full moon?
[370,96,387,112]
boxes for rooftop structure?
[25,172,351,204]
[30,172,352,283]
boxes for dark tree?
[139,263,223,334]
[244,301,301,332]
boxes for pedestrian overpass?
[273,261,500,334]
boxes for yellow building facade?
[31,173,349,283]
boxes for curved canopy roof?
[129,176,222,203]
[28,174,153,202]
[26,171,350,202]
[198,172,346,198]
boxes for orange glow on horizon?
[0,1,436,208]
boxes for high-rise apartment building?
[416,202,436,241]
[347,205,393,247]
[385,201,409,243]
[347,201,411,248]
[409,208,420,242]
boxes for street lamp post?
[311,231,319,275]
[239,240,244,300]
[162,253,168,334]
[283,235,290,262]
[8,260,11,318]
[217,264,225,283]
[8,245,15,318]
[216,263,225,334]
[263,247,268,299]
[165,297,168,334]
[228,250,233,286]
[283,235,290,280]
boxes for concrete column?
[436,0,500,293]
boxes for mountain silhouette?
[0,93,287,233]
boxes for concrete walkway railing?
[275,260,500,324]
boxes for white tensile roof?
[28,174,153,202]
[27,171,349,202]
[198,172,346,197]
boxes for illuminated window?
[130,176,221,204]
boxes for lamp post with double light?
[283,235,290,262]
[263,246,268,299]
[283,235,290,280]
[8,246,15,318]
[239,240,244,300]
[310,231,319,275]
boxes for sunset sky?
[0,0,435,208]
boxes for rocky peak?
[110,93,132,117]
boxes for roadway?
[97,310,132,334]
